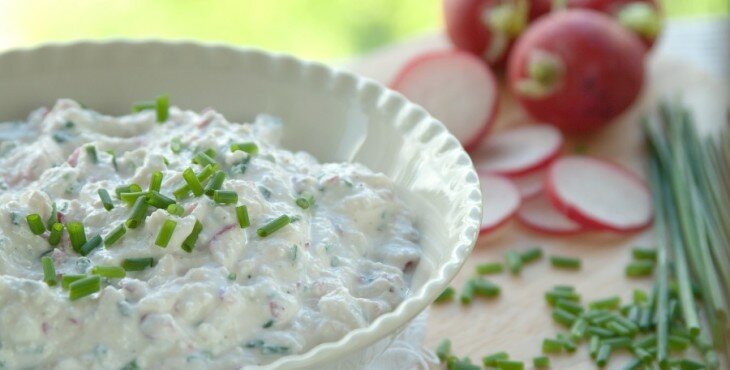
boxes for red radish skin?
[510,168,547,200]
[507,10,646,134]
[545,156,653,233]
[443,0,534,66]
[392,51,499,151]
[472,124,563,176]
[478,173,521,234]
[517,192,585,235]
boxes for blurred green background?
[0,0,726,61]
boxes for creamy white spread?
[0,100,421,369]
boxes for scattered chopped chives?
[505,250,523,275]
[586,326,614,338]
[85,144,98,164]
[533,356,550,368]
[48,222,64,246]
[589,296,621,310]
[595,344,612,367]
[460,279,475,304]
[166,204,185,217]
[550,255,581,270]
[149,171,163,192]
[545,290,581,305]
[213,190,238,205]
[606,321,631,336]
[181,220,203,253]
[520,247,543,263]
[91,265,126,279]
[68,275,101,301]
[603,337,632,349]
[147,191,175,209]
[120,191,149,205]
[476,262,503,275]
[170,137,183,153]
[482,351,509,367]
[61,274,86,289]
[155,94,169,123]
[472,278,500,298]
[46,202,58,229]
[41,256,57,286]
[104,223,126,247]
[26,213,46,235]
[155,219,177,248]
[557,299,584,316]
[230,142,259,155]
[495,360,524,370]
[132,101,155,112]
[557,333,577,352]
[436,339,451,362]
[79,234,102,256]
[552,308,578,327]
[668,335,690,351]
[542,338,563,354]
[67,221,87,254]
[295,192,315,209]
[125,197,149,229]
[589,335,601,359]
[115,184,134,199]
[632,247,657,261]
[204,171,225,196]
[236,205,250,228]
[435,286,455,303]
[626,260,654,277]
[121,257,155,271]
[570,318,588,340]
[182,167,204,197]
[257,215,291,237]
[192,151,217,168]
[98,189,114,211]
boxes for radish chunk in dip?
[0,99,422,369]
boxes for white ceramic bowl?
[0,40,482,369]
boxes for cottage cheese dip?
[0,99,422,369]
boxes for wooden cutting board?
[345,22,729,369]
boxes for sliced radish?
[510,168,546,200]
[478,173,521,234]
[517,192,585,235]
[472,124,563,176]
[391,51,499,152]
[546,156,653,233]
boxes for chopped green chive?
[230,142,259,155]
[550,255,581,270]
[48,222,64,246]
[557,333,577,352]
[256,215,291,237]
[435,286,455,303]
[589,335,601,358]
[521,247,543,263]
[155,219,177,248]
[295,192,315,209]
[85,144,98,164]
[587,326,614,338]
[545,290,581,305]
[460,279,475,304]
[173,164,216,199]
[132,101,155,112]
[155,94,169,123]
[149,171,163,192]
[213,190,238,205]
[236,205,250,228]
[181,220,203,253]
[26,213,46,235]
[182,167,204,197]
[668,334,690,351]
[595,344,612,367]
[192,151,217,168]
[472,277,500,298]
[121,257,155,271]
[557,299,584,315]
[98,189,114,211]
[166,204,185,217]
[108,150,118,171]
[91,265,126,279]
[542,338,563,354]
[79,234,102,256]
[632,247,657,261]
[119,191,149,205]
[570,318,588,340]
[533,356,550,368]
[41,256,57,286]
[482,352,509,367]
[204,171,225,197]
[61,274,86,289]
[115,184,142,199]
[125,197,149,229]
[552,308,578,327]
[476,262,503,275]
[589,296,621,310]
[147,191,175,209]
[626,260,654,277]
[602,337,632,349]
[436,339,451,362]
[67,221,87,254]
[46,202,58,229]
[104,223,126,247]
[495,360,524,370]
[505,250,523,275]
[68,275,101,301]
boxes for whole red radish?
[507,10,645,134]
[392,51,499,151]
[443,0,533,66]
